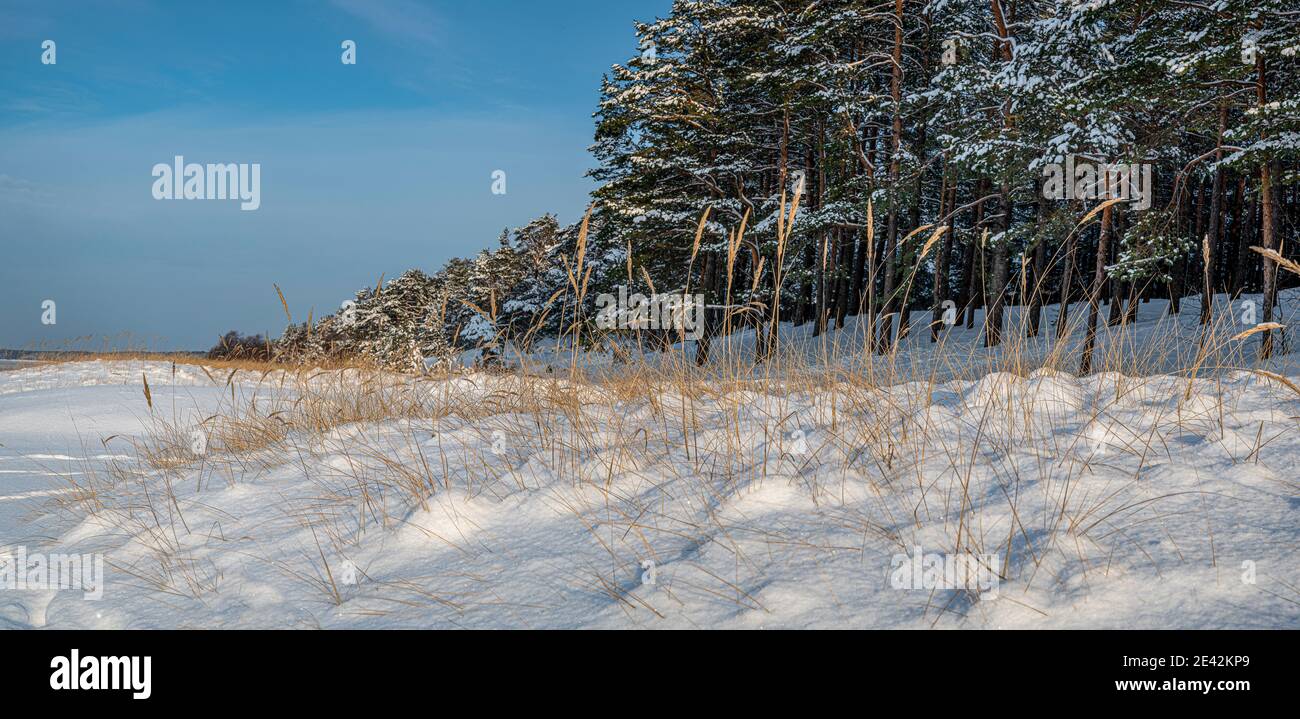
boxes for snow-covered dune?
[1,349,1296,629]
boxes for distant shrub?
[208,331,273,361]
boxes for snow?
[0,292,1297,629]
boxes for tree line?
[276,0,1299,372]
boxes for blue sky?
[0,0,669,350]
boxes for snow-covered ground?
[1,292,1297,629]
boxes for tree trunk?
[1228,177,1246,295]
[1107,208,1126,326]
[875,0,905,356]
[1026,180,1048,337]
[1255,51,1279,359]
[1200,103,1227,325]
[932,175,957,341]
[1079,197,1114,375]
[695,251,717,365]
[835,227,853,328]
[984,187,1009,347]
[1057,201,1080,338]
[962,179,989,329]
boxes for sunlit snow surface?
[0,293,1296,629]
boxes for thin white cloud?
[0,174,54,207]
[329,0,443,48]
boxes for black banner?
[0,629,1285,708]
